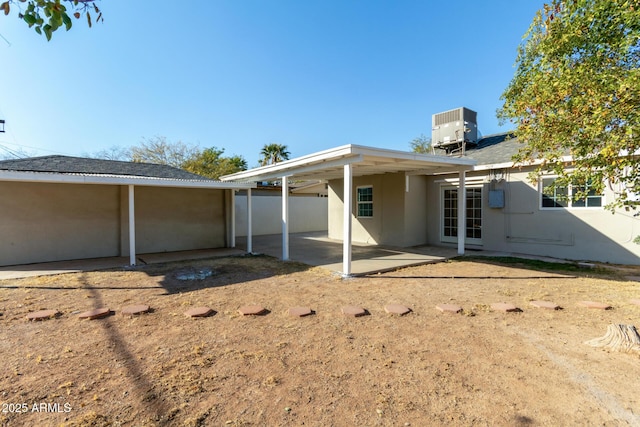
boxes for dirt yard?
[1,255,639,426]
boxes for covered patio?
[223,144,476,276]
[236,231,459,276]
[0,232,459,280]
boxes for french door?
[441,186,483,245]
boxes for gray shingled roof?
[434,132,522,166]
[464,133,521,165]
[0,155,211,180]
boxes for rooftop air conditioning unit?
[431,107,477,154]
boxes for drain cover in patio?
[288,307,313,317]
[121,305,151,316]
[185,307,214,318]
[341,305,366,317]
[78,307,112,320]
[529,300,561,310]
[383,304,411,315]
[26,309,59,321]
[238,305,267,316]
[436,304,463,314]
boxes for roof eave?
[221,144,477,183]
[0,170,256,189]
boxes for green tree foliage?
[498,0,640,210]
[409,134,432,154]
[181,147,247,179]
[259,143,290,166]
[1,0,103,40]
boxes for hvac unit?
[431,107,478,154]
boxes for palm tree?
[259,143,290,166]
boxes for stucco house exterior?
[0,155,254,267]
[222,144,477,275]
[326,132,639,266]
[223,108,639,269]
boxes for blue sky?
[0,0,542,167]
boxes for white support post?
[343,164,353,276]
[128,184,136,266]
[246,188,253,254]
[282,176,289,260]
[230,189,236,248]
[457,170,466,255]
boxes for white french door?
[441,186,483,245]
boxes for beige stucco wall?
[328,172,428,247]
[403,175,430,247]
[234,195,328,236]
[327,167,639,264]
[0,181,121,266]
[122,186,227,255]
[425,168,640,265]
[0,182,229,267]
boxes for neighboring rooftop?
[0,155,210,180]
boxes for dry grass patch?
[1,256,639,426]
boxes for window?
[357,186,373,217]
[541,177,602,209]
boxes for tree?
[87,137,247,179]
[130,136,200,168]
[85,145,130,161]
[498,0,640,211]
[259,143,290,166]
[1,0,103,40]
[181,147,247,179]
[409,134,432,154]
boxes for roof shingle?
[0,155,211,180]
[434,132,521,166]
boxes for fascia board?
[220,146,360,181]
[238,154,365,182]
[351,145,477,167]
[0,170,256,189]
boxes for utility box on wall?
[489,190,505,208]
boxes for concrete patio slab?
[236,232,458,276]
[1,232,475,280]
[0,248,245,280]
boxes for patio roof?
[220,144,476,182]
[221,144,476,277]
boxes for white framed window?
[356,186,373,217]
[540,177,603,209]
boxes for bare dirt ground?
[1,255,640,427]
